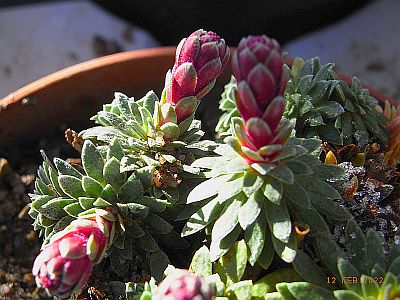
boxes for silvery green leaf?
[305,111,324,126]
[309,81,330,102]
[136,166,153,189]
[243,170,264,197]
[289,206,329,234]
[191,156,222,169]
[80,126,124,144]
[251,162,275,175]
[140,154,160,167]
[310,163,344,182]
[333,290,363,300]
[215,175,244,204]
[100,184,118,203]
[82,140,105,184]
[364,230,386,272]
[316,124,343,145]
[118,237,134,260]
[176,198,209,221]
[271,233,297,263]
[81,176,103,197]
[114,92,133,119]
[110,249,129,276]
[283,180,311,209]
[58,175,86,199]
[315,234,344,278]
[258,144,283,156]
[241,146,264,162]
[337,258,361,293]
[313,62,334,82]
[93,198,112,207]
[244,210,266,266]
[135,196,167,212]
[182,197,222,236]
[225,281,252,300]
[103,157,126,191]
[257,230,274,270]
[39,198,75,220]
[137,232,158,252]
[210,224,241,262]
[210,199,241,261]
[317,101,345,118]
[117,203,129,217]
[220,240,247,282]
[128,99,143,124]
[298,75,313,95]
[388,244,400,271]
[120,155,140,172]
[370,263,385,279]
[285,160,313,175]
[38,215,57,228]
[292,250,327,287]
[186,174,231,204]
[190,246,212,277]
[54,158,82,178]
[268,164,294,184]
[98,111,139,137]
[107,138,125,161]
[181,164,201,175]
[265,200,291,243]
[287,137,321,154]
[178,116,195,134]
[78,197,95,210]
[31,195,55,212]
[150,250,170,282]
[238,190,263,230]
[161,187,179,204]
[345,220,366,272]
[144,213,173,234]
[126,222,145,238]
[226,156,248,173]
[160,122,180,140]
[63,203,84,217]
[286,282,335,300]
[359,275,379,297]
[118,174,144,202]
[264,177,283,205]
[126,203,149,219]
[141,90,158,115]
[204,275,225,298]
[388,257,400,276]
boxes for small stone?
[26,230,36,241]
[22,273,35,287]
[0,283,13,296]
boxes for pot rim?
[0,46,177,107]
[1,47,396,107]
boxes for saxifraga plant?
[182,35,349,268]
[29,29,230,299]
[28,29,400,300]
[265,219,400,300]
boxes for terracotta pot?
[0,47,395,149]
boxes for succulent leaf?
[284,57,389,148]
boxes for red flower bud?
[165,29,230,123]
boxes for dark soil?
[0,134,79,299]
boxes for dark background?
[1,0,370,46]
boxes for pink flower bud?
[165,29,230,123]
[232,35,287,127]
[153,270,213,300]
[231,35,291,164]
[32,217,112,299]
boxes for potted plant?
[2,29,399,300]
